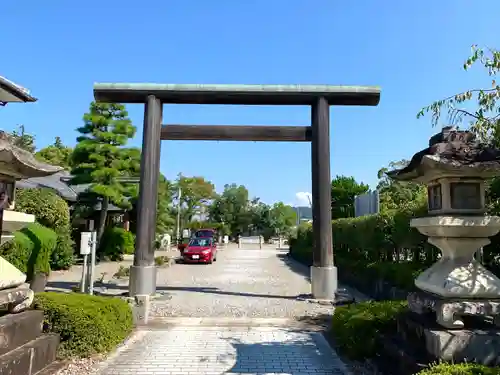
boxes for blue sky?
[2,1,499,206]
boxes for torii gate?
[93,83,381,314]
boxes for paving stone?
[98,327,349,375]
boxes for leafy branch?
[417,45,500,144]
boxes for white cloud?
[295,192,312,206]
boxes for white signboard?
[80,232,92,255]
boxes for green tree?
[248,199,271,233]
[269,202,297,237]
[331,175,369,219]
[377,159,427,212]
[156,174,175,234]
[35,136,73,169]
[127,173,175,236]
[70,101,139,243]
[417,45,500,144]
[175,175,215,223]
[10,125,35,153]
[209,183,250,236]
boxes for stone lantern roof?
[387,126,500,184]
[0,131,63,180]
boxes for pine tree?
[71,101,139,242]
[10,125,36,153]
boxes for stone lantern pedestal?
[409,215,500,329]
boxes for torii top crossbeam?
[93,83,381,106]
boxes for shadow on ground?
[275,251,369,305]
[46,252,361,305]
[218,335,345,374]
[45,281,305,301]
[275,252,311,281]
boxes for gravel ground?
[149,245,367,319]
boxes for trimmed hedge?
[0,222,57,277]
[330,300,408,360]
[34,292,134,358]
[24,222,57,276]
[289,202,500,291]
[0,230,33,273]
[98,227,135,261]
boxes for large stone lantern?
[388,126,500,329]
[0,131,63,312]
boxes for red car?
[182,237,217,264]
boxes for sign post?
[79,232,91,293]
[87,220,97,295]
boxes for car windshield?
[195,230,214,237]
[189,238,212,247]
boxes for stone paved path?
[99,326,348,375]
[95,246,358,375]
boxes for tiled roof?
[17,171,77,201]
[17,171,125,212]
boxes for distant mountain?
[294,206,312,220]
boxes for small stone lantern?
[388,126,500,329]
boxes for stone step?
[0,311,44,356]
[143,317,326,331]
[0,334,59,375]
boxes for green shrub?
[330,300,408,360]
[417,363,500,374]
[0,230,33,273]
[23,223,57,276]
[50,227,75,270]
[0,222,57,277]
[16,188,70,231]
[33,292,134,358]
[98,227,135,261]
